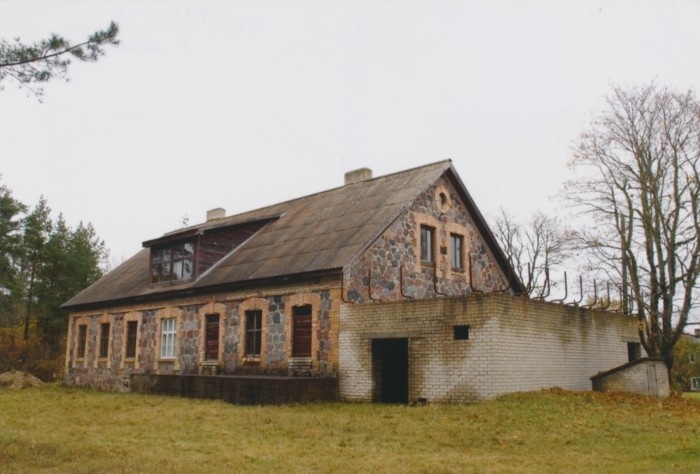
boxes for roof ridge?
[342,159,452,186]
[233,159,452,214]
[156,160,453,239]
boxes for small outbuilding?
[591,358,670,398]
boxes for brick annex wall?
[339,294,639,403]
[64,278,341,391]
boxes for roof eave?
[443,164,527,295]
[62,267,343,313]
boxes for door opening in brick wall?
[627,342,641,362]
[372,338,408,404]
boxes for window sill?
[149,278,195,288]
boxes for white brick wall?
[339,294,639,403]
[592,359,669,397]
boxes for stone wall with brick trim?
[339,294,639,403]
[64,277,341,391]
[345,175,507,304]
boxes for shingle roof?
[63,160,463,309]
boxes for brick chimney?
[206,208,225,221]
[344,168,373,185]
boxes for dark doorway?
[372,338,409,404]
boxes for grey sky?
[3,0,700,264]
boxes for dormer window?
[151,241,195,284]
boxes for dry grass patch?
[1,385,699,473]
[0,371,42,389]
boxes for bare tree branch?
[565,83,700,378]
[492,209,572,298]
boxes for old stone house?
[63,160,639,403]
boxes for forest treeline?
[0,179,106,379]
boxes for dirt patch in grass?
[0,371,43,389]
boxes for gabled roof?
[63,160,523,310]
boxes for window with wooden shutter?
[77,324,87,358]
[205,314,220,360]
[125,321,138,359]
[292,305,312,358]
[99,323,110,358]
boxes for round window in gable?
[435,187,451,213]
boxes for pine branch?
[0,22,119,98]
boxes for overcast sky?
[3,0,700,265]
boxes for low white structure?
[340,294,640,403]
[591,359,669,398]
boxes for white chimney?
[344,168,373,185]
[206,208,225,221]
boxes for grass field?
[1,385,699,473]
[685,391,700,402]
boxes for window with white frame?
[692,377,700,391]
[160,318,176,359]
[450,233,464,271]
[420,225,434,263]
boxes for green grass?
[1,386,699,473]
[685,391,700,401]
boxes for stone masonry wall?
[339,294,639,403]
[346,175,506,304]
[65,278,341,390]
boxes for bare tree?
[566,84,700,375]
[493,209,570,298]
